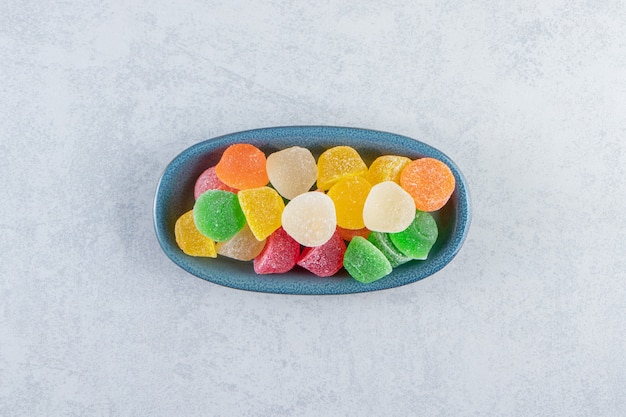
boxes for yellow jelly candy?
[237,187,285,241]
[216,224,266,261]
[316,146,368,190]
[174,210,217,257]
[366,155,411,185]
[327,176,372,230]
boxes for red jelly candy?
[297,230,346,277]
[253,227,300,274]
[194,166,238,200]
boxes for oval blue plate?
[154,126,471,294]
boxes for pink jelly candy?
[297,230,346,277]
[253,227,301,274]
[194,166,238,200]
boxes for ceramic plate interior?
[154,126,471,294]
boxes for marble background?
[1,1,625,416]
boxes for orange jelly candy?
[400,158,455,212]
[215,144,269,190]
[337,226,370,242]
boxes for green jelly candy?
[343,236,392,284]
[389,211,438,260]
[193,190,245,242]
[367,231,412,268]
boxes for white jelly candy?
[266,146,317,200]
[281,192,336,247]
[363,181,415,233]
[216,224,266,261]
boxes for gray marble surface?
[2,1,625,416]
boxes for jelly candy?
[367,231,412,268]
[327,176,372,230]
[266,146,317,200]
[389,211,438,259]
[181,143,448,283]
[366,155,411,185]
[297,230,346,277]
[215,143,269,190]
[194,166,238,200]
[400,157,455,212]
[343,236,392,283]
[193,190,246,242]
[216,224,266,261]
[253,227,300,274]
[362,181,415,233]
[316,146,368,190]
[337,226,370,242]
[174,210,217,257]
[237,187,284,241]
[282,192,336,247]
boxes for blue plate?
[154,126,471,294]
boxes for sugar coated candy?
[216,224,266,261]
[343,236,392,283]
[316,146,368,190]
[337,226,370,242]
[366,155,411,185]
[215,143,269,190]
[193,190,246,242]
[174,210,217,257]
[266,146,317,200]
[297,230,346,277]
[180,142,449,282]
[282,192,337,247]
[238,187,285,241]
[389,211,438,260]
[253,227,300,274]
[327,176,372,230]
[400,157,455,212]
[194,166,238,200]
[367,231,412,268]
[362,181,415,233]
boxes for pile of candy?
[174,143,455,284]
